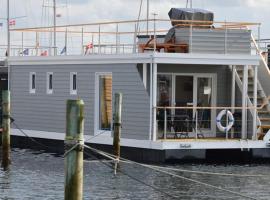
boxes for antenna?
[53,0,56,56]
[7,0,10,57]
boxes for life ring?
[216,110,234,132]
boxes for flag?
[22,48,29,56]
[86,42,93,49]
[9,19,16,26]
[60,46,66,55]
[40,50,48,56]
[84,42,93,55]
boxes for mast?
[53,0,56,56]
[7,0,10,57]
[146,0,149,35]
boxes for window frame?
[29,72,36,94]
[70,72,77,95]
[94,72,113,135]
[46,72,53,94]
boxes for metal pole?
[195,110,198,139]
[7,0,10,57]
[253,65,258,140]
[231,65,236,138]
[116,23,119,54]
[98,25,101,54]
[152,62,157,141]
[225,21,228,54]
[146,0,149,36]
[241,65,248,139]
[226,110,229,140]
[64,100,84,200]
[53,0,57,56]
[65,28,68,55]
[1,91,10,171]
[113,93,122,175]
[164,108,167,140]
[153,13,157,52]
[21,32,24,56]
[81,27,84,55]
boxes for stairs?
[236,66,270,139]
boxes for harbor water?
[0,148,270,200]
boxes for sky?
[0,0,269,53]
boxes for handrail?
[156,97,270,110]
[10,18,260,32]
[251,33,270,76]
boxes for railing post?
[64,99,84,200]
[253,65,258,140]
[98,25,101,54]
[21,32,24,56]
[195,109,198,139]
[242,65,248,139]
[189,24,193,53]
[115,23,119,54]
[164,108,167,140]
[226,110,229,140]
[224,21,228,54]
[81,27,84,55]
[113,93,122,175]
[1,91,10,171]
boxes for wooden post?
[1,91,10,171]
[64,99,84,200]
[113,93,122,174]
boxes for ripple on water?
[0,148,269,200]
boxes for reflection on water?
[0,148,270,200]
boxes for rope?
[63,143,79,157]
[83,144,257,200]
[83,150,179,199]
[84,130,108,143]
[12,121,52,150]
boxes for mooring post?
[64,99,84,200]
[113,93,122,175]
[1,91,11,171]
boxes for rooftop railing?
[0,18,261,58]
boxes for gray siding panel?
[10,64,150,140]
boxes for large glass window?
[98,74,112,131]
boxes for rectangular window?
[29,72,36,94]
[95,73,112,132]
[70,72,77,95]
[47,72,53,94]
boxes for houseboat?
[6,8,270,162]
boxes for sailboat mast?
[146,0,149,35]
[7,0,10,57]
[53,0,56,55]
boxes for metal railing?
[156,106,259,141]
[0,18,260,57]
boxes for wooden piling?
[113,93,122,174]
[1,91,11,171]
[64,99,84,200]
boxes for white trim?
[10,128,270,150]
[29,72,36,94]
[8,53,260,66]
[70,72,77,95]
[152,62,157,141]
[94,72,112,136]
[46,72,53,94]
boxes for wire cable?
[12,121,52,150]
[83,144,258,200]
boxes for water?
[0,148,270,200]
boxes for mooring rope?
[83,144,258,200]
